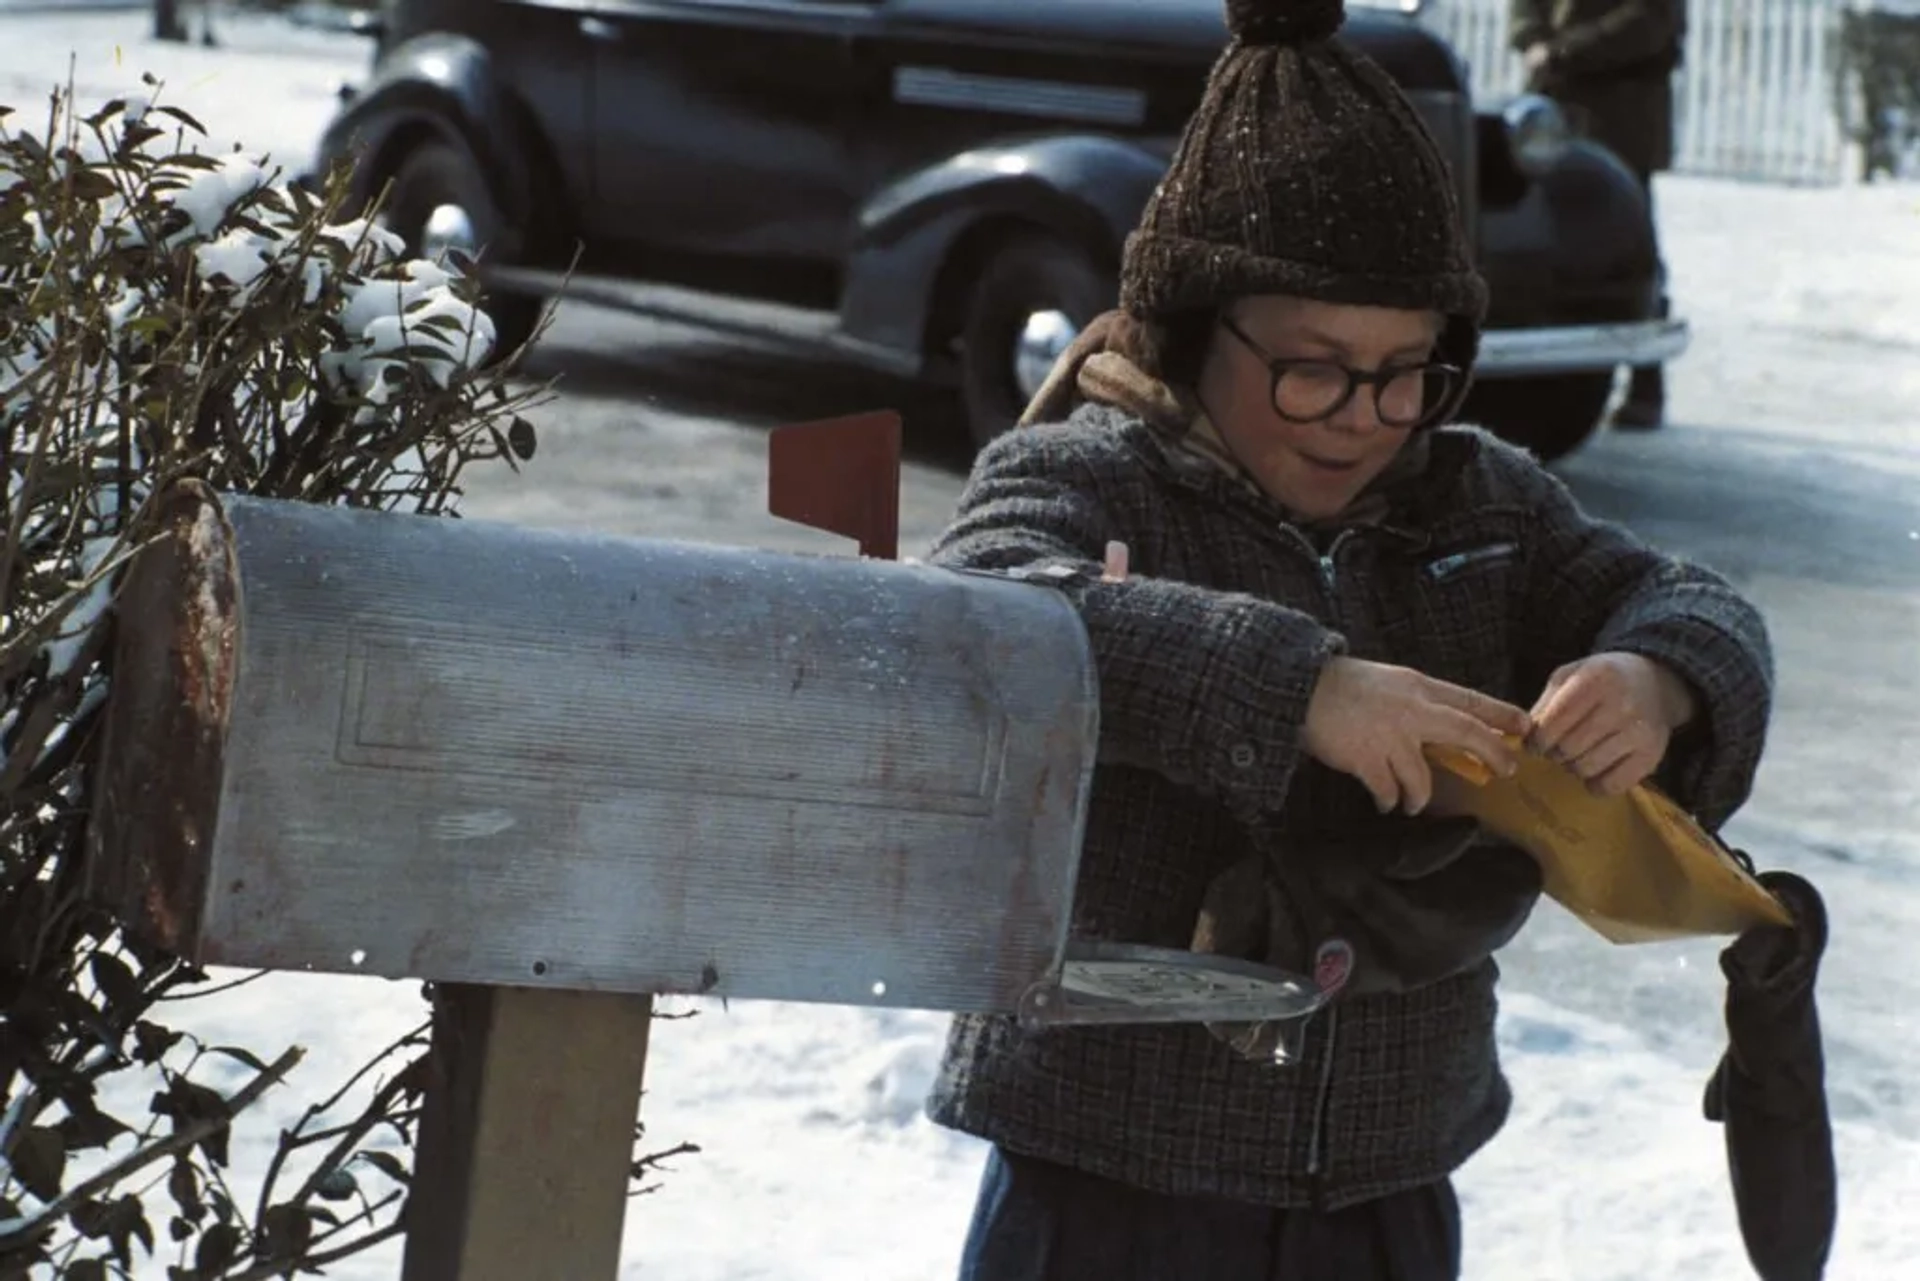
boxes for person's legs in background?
[1615,164,1667,429]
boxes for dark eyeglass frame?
[1219,315,1461,432]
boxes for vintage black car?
[314,0,1688,460]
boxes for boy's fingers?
[1590,749,1654,797]
[1431,681,1531,736]
[1530,680,1599,753]
[1388,746,1434,815]
[1432,708,1520,778]
[1528,662,1577,720]
[1552,712,1628,767]
[1566,729,1636,782]
[1359,762,1400,814]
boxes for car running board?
[485,265,923,378]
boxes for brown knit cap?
[1122,0,1490,404]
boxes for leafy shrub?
[0,75,550,1278]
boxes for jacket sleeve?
[929,428,1347,818]
[1509,0,1554,54]
[1544,0,1683,79]
[1516,464,1773,830]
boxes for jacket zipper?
[1304,1005,1340,1208]
[1424,540,1519,583]
[1280,526,1355,608]
[1286,524,1348,1209]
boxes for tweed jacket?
[923,403,1773,1211]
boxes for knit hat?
[1120,0,1490,415]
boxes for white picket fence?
[1418,0,1864,185]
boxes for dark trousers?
[1626,166,1668,408]
[957,1147,1462,1281]
[1638,166,1668,345]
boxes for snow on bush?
[0,77,552,1278]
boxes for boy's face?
[1196,295,1445,520]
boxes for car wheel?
[959,233,1114,451]
[1459,371,1615,463]
[382,139,543,362]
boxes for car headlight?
[1502,94,1572,176]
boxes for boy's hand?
[1528,652,1698,796]
[1303,657,1529,816]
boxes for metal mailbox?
[90,483,1098,1015]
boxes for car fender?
[1479,138,1662,327]
[313,33,548,244]
[839,134,1166,367]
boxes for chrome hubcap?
[1014,310,1081,403]
[421,202,479,261]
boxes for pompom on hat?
[1223,0,1347,43]
[1121,0,1490,419]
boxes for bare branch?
[283,1066,418,1216]
[255,1026,427,1226]
[154,969,272,1003]
[630,1140,703,1196]
[225,1220,407,1281]
[0,1046,304,1246]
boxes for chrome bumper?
[1476,318,1691,377]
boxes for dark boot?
[1614,364,1665,430]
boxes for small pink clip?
[1102,540,1131,583]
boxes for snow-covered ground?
[0,5,361,176]
[3,10,1919,1279]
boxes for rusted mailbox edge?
[88,479,238,954]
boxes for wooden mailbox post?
[88,414,1338,1278]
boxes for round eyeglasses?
[1221,316,1461,431]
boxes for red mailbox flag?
[767,410,903,561]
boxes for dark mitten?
[1191,853,1312,1063]
[1701,870,1836,1281]
[1311,831,1542,995]
[1281,811,1539,995]
[1190,815,1544,1065]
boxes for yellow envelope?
[1425,741,1791,943]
